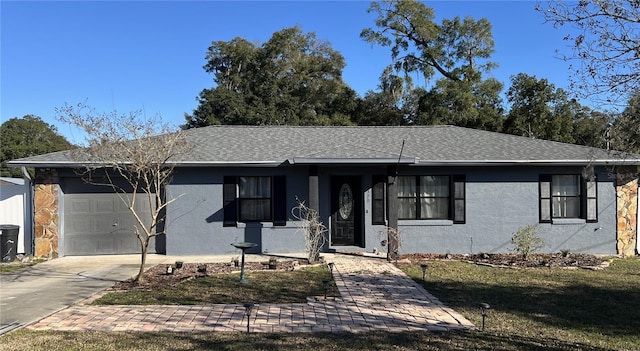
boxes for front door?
[330,176,362,246]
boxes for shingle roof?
[9,125,640,167]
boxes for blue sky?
[2,1,579,142]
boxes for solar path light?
[420,263,428,281]
[322,280,330,300]
[479,303,490,331]
[243,302,254,333]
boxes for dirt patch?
[401,252,606,268]
[114,259,307,291]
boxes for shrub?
[511,225,545,261]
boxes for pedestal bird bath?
[231,242,258,283]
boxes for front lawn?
[93,265,339,305]
[1,256,639,351]
[400,257,640,351]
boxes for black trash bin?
[0,225,20,262]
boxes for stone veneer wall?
[616,166,639,257]
[34,169,60,258]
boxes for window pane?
[421,176,449,196]
[540,199,551,221]
[240,199,271,221]
[552,175,579,196]
[397,176,416,197]
[552,197,580,218]
[398,198,416,219]
[239,177,271,198]
[587,199,597,221]
[587,181,597,197]
[454,199,465,222]
[454,181,464,199]
[420,198,448,219]
[540,181,550,197]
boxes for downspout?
[21,167,34,256]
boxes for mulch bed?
[114,253,607,291]
[114,259,308,291]
[401,252,605,268]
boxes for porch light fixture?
[243,302,255,333]
[420,263,428,281]
[479,303,490,331]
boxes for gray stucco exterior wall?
[393,166,616,255]
[165,167,309,255]
[164,164,618,256]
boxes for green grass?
[2,258,639,351]
[401,257,640,350]
[0,260,41,273]
[93,265,339,305]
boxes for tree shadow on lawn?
[423,279,640,338]
[136,330,614,351]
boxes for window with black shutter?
[539,174,597,223]
[223,175,286,226]
[372,175,386,225]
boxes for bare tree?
[291,196,327,263]
[538,0,640,105]
[56,103,190,283]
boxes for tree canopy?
[360,0,504,131]
[179,2,632,151]
[184,26,357,128]
[538,0,640,105]
[361,0,496,83]
[503,73,575,143]
[0,115,72,177]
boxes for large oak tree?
[184,26,357,128]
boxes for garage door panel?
[95,198,116,213]
[68,217,92,233]
[69,198,91,214]
[64,193,156,256]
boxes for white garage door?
[63,193,155,255]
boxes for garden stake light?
[420,263,428,281]
[322,280,329,300]
[480,303,490,331]
[328,262,334,273]
[243,302,254,333]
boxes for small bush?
[511,225,545,261]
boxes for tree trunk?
[135,243,148,284]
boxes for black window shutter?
[539,174,552,223]
[452,175,466,224]
[223,176,237,227]
[372,175,386,225]
[583,176,598,222]
[273,175,287,226]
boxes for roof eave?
[288,157,419,165]
[414,159,640,166]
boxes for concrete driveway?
[0,255,141,334]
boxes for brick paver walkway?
[27,254,474,333]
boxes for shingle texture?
[9,125,640,166]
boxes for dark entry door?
[330,176,362,246]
